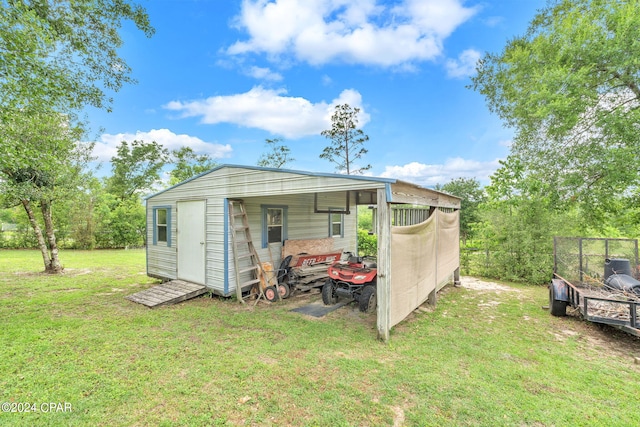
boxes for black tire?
[278,282,291,299]
[549,284,567,316]
[359,285,377,313]
[322,280,338,305]
[264,285,279,302]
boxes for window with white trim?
[261,205,288,247]
[329,209,344,238]
[153,207,171,246]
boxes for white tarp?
[390,209,460,328]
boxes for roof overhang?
[146,164,461,210]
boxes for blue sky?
[88,0,546,187]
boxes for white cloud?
[164,86,369,138]
[228,0,478,67]
[92,129,233,162]
[483,16,503,27]
[245,66,283,81]
[380,157,501,186]
[445,48,481,78]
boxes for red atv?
[322,254,377,313]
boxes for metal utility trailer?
[550,275,640,336]
[549,237,640,337]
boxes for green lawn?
[1,250,639,426]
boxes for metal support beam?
[314,192,350,214]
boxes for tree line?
[4,0,639,287]
[0,0,370,273]
[445,0,640,284]
[0,104,371,257]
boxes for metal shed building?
[145,165,461,340]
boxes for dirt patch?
[558,314,640,361]
[461,277,640,363]
[459,276,520,293]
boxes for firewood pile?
[290,262,333,287]
[577,286,640,321]
[282,238,343,291]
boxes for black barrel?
[604,274,640,295]
[604,258,632,280]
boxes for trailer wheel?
[264,286,279,302]
[549,285,567,316]
[278,282,291,299]
[359,285,377,313]
[322,280,338,305]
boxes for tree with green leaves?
[105,140,169,201]
[471,0,640,221]
[320,104,371,175]
[474,157,565,284]
[436,177,486,244]
[101,139,167,248]
[169,146,217,185]
[0,112,93,272]
[257,138,294,169]
[0,0,154,113]
[0,0,153,271]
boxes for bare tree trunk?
[40,199,63,273]
[21,199,52,272]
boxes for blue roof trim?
[145,164,398,200]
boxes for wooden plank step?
[126,280,208,308]
[239,265,260,274]
[294,264,332,275]
[241,278,261,287]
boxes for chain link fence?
[553,237,639,285]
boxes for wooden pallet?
[126,280,208,308]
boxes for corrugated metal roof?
[146,164,398,200]
[146,164,461,203]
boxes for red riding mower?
[321,253,377,313]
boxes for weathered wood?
[389,181,461,209]
[283,238,335,264]
[229,199,263,304]
[294,263,332,276]
[291,261,333,287]
[377,187,391,342]
[126,280,207,308]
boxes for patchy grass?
[1,249,639,426]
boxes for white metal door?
[177,200,206,284]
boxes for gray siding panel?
[205,199,226,294]
[146,201,177,280]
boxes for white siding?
[146,167,386,296]
[146,202,177,280]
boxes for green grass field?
[1,250,639,426]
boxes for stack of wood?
[291,262,334,289]
[579,286,640,321]
[282,237,344,291]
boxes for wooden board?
[283,237,335,264]
[126,280,207,308]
